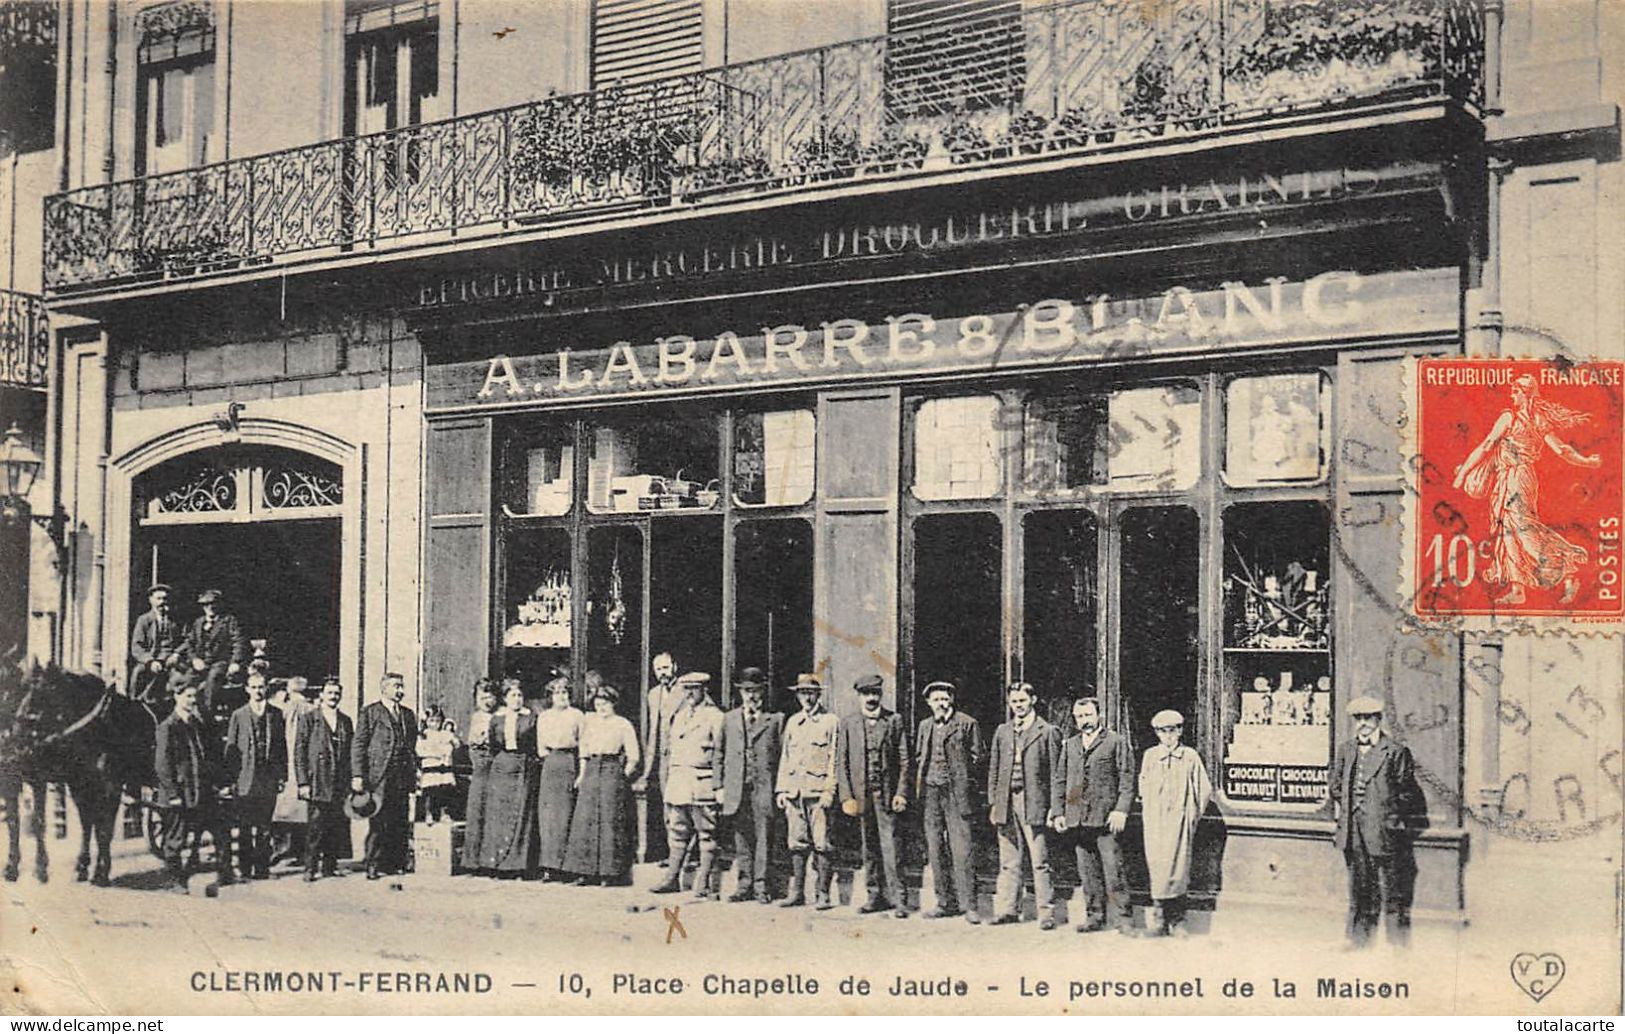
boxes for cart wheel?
[144,808,166,859]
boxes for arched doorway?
[128,445,344,685]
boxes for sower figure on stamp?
[632,651,684,866]
[1332,696,1428,950]
[185,588,249,717]
[295,678,353,881]
[225,671,286,880]
[652,672,726,900]
[1051,697,1136,936]
[776,674,839,910]
[1139,709,1212,938]
[719,667,783,904]
[154,681,233,893]
[914,681,982,924]
[129,584,185,705]
[836,674,911,918]
[352,672,418,880]
[988,682,1065,930]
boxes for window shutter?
[591,0,702,90]
[885,0,1024,118]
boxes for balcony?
[0,291,49,390]
[43,0,1483,296]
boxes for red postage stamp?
[1407,356,1624,630]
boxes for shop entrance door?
[133,518,342,685]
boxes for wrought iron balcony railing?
[0,290,49,389]
[44,0,1483,294]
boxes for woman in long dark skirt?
[459,678,498,873]
[534,676,582,881]
[563,684,641,885]
[479,679,540,877]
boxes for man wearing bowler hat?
[914,681,982,924]
[351,672,418,880]
[776,674,839,909]
[836,674,911,918]
[719,667,783,903]
[130,584,185,704]
[652,672,726,900]
[186,588,249,716]
[1332,695,1428,949]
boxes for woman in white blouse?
[478,679,540,877]
[534,676,583,881]
[563,684,641,885]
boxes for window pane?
[501,424,573,517]
[587,415,720,514]
[1221,501,1333,806]
[501,526,572,693]
[1102,384,1201,491]
[1022,394,1105,496]
[912,512,1003,734]
[1119,506,1199,746]
[734,410,816,508]
[1225,373,1329,485]
[586,524,643,711]
[649,517,724,684]
[911,395,1002,501]
[1022,509,1098,722]
[734,519,815,713]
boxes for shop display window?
[912,512,1005,735]
[587,415,721,514]
[733,410,816,508]
[649,518,724,690]
[501,526,572,691]
[911,395,1003,501]
[586,524,644,713]
[1119,506,1200,745]
[1021,509,1099,715]
[1101,384,1202,492]
[500,425,573,517]
[734,519,815,713]
[1021,395,1106,497]
[1224,373,1330,486]
[1220,501,1333,808]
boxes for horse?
[0,662,158,886]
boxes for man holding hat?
[720,667,783,903]
[186,588,249,716]
[775,674,839,909]
[988,682,1065,930]
[129,583,185,704]
[351,672,419,880]
[836,674,911,918]
[914,681,982,923]
[1138,709,1212,937]
[295,677,353,881]
[1332,695,1428,949]
[653,672,726,899]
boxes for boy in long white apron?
[1138,709,1212,937]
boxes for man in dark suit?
[154,680,232,893]
[351,672,418,879]
[914,681,982,924]
[987,681,1065,930]
[295,677,353,881]
[185,588,249,717]
[130,584,185,704]
[224,670,286,880]
[632,650,683,864]
[836,674,912,918]
[719,667,783,904]
[1332,695,1428,949]
[1051,697,1136,935]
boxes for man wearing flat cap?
[1139,709,1212,937]
[719,667,783,903]
[653,672,727,899]
[775,674,839,909]
[1332,695,1428,949]
[914,681,982,923]
[836,674,912,918]
[130,583,185,704]
[186,588,248,717]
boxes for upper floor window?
[885,0,1024,118]
[135,1,216,175]
[344,0,440,137]
[0,1,58,157]
[591,0,702,90]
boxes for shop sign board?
[1225,763,1329,803]
[425,267,1459,413]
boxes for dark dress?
[478,709,540,873]
[460,711,495,871]
[535,707,582,872]
[563,713,639,879]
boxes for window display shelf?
[1222,646,1331,654]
